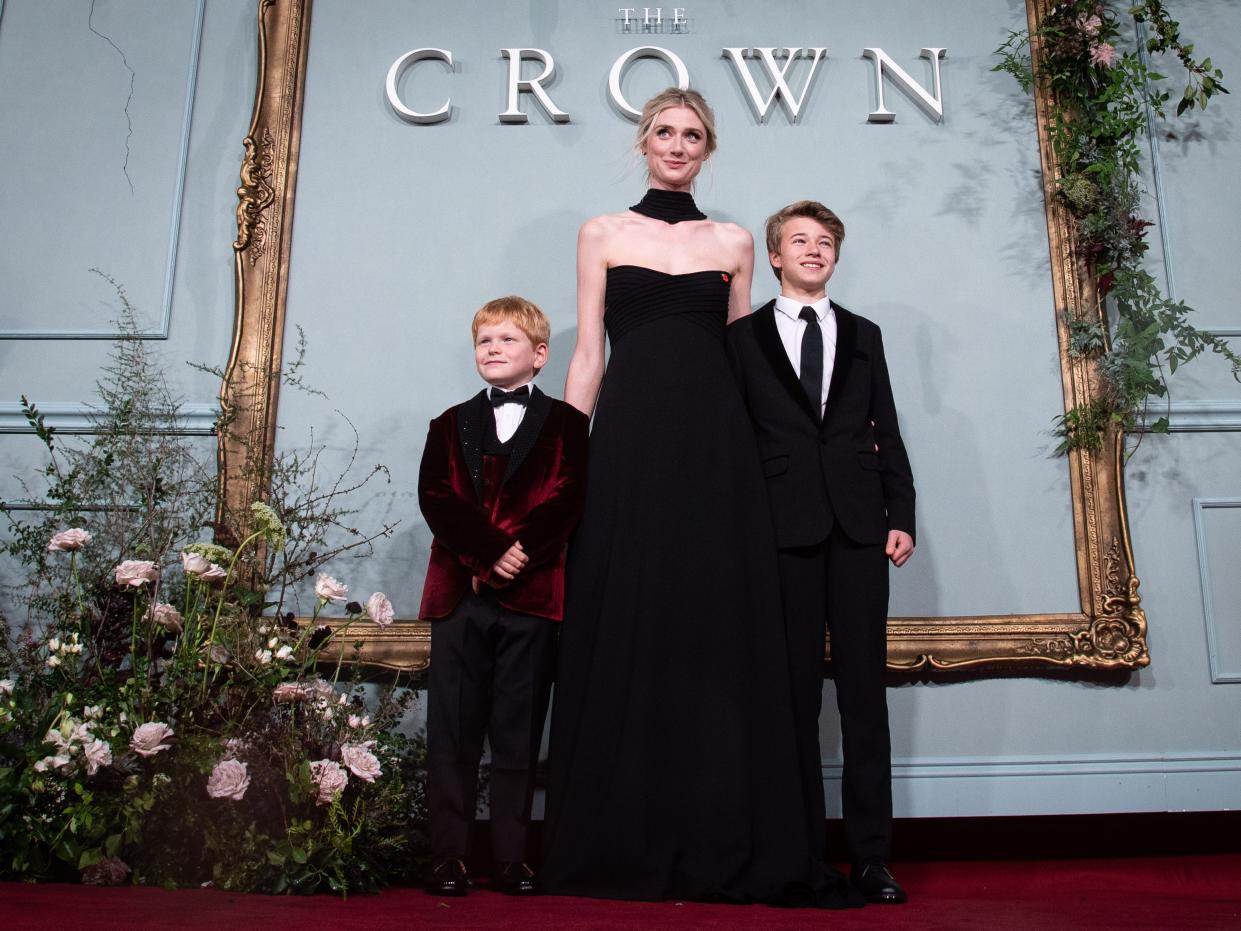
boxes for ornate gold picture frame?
[218,0,1147,674]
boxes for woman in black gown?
[540,89,854,906]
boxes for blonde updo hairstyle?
[635,87,718,160]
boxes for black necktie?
[489,385,530,407]
[799,307,823,420]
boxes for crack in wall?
[87,0,135,194]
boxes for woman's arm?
[564,218,610,416]
[724,224,756,324]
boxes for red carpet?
[2,855,1239,930]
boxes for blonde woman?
[540,89,856,908]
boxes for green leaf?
[1150,416,1170,434]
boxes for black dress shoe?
[493,861,537,895]
[425,858,469,896]
[852,860,907,904]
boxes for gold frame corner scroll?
[218,0,1147,675]
[217,0,311,542]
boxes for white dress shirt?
[490,380,532,443]
[773,295,836,417]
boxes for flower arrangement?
[0,283,426,893]
[995,1,1238,453]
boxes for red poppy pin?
[721,273,730,283]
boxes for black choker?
[630,188,706,224]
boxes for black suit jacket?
[727,300,915,549]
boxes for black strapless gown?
[541,266,854,905]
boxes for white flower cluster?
[253,634,295,666]
[45,632,83,669]
[34,715,113,776]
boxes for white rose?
[114,560,159,588]
[130,722,174,757]
[83,738,113,776]
[365,592,395,627]
[147,603,184,634]
[181,551,211,576]
[47,528,92,552]
[206,759,250,801]
[314,573,349,604]
[275,645,293,661]
[340,744,383,783]
[200,564,228,584]
[309,759,349,805]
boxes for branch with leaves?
[996,1,1238,453]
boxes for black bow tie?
[489,385,530,407]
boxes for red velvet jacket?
[417,386,589,621]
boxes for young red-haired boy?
[418,296,588,896]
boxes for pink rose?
[314,573,349,603]
[81,856,130,886]
[310,759,349,805]
[366,592,395,627]
[1090,42,1117,67]
[147,603,183,634]
[272,681,311,703]
[340,743,382,783]
[182,551,227,583]
[199,563,228,584]
[48,528,92,552]
[207,759,250,800]
[114,560,159,588]
[182,551,210,575]
[130,721,174,757]
[83,738,113,776]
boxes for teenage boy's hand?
[886,530,914,568]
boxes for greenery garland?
[996,0,1238,453]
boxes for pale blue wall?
[2,0,1238,817]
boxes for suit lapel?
[502,384,551,485]
[753,301,819,424]
[823,302,856,431]
[454,391,487,501]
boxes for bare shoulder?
[579,211,630,242]
[711,219,754,249]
